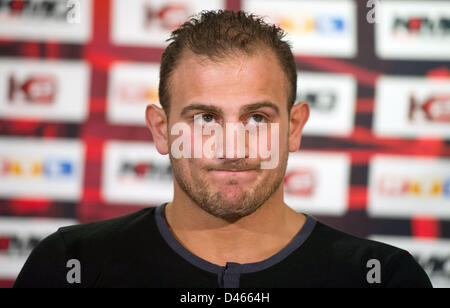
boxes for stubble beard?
[170,150,288,222]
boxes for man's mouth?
[207,168,258,178]
[210,168,256,172]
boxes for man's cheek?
[202,123,224,159]
[259,123,280,170]
[169,122,193,159]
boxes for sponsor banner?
[0,0,92,43]
[102,141,173,205]
[297,71,356,137]
[243,0,357,58]
[0,217,77,279]
[111,0,225,47]
[106,67,358,131]
[374,76,450,139]
[370,235,450,288]
[0,58,90,123]
[285,151,350,216]
[368,155,450,219]
[0,138,85,201]
[375,1,450,60]
[107,62,160,126]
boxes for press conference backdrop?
[0,0,449,288]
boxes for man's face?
[166,49,292,221]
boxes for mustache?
[203,161,261,171]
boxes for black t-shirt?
[13,203,432,288]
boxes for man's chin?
[204,205,255,222]
[200,195,260,221]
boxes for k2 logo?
[66,259,81,284]
[366,259,381,284]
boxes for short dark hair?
[159,10,297,115]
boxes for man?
[14,10,432,288]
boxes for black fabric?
[154,203,318,287]
[13,205,432,288]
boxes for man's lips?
[209,168,256,172]
[207,168,258,176]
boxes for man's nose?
[222,122,251,159]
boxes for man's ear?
[288,101,310,152]
[145,104,169,155]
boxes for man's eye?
[248,114,266,124]
[202,114,215,122]
[194,113,216,125]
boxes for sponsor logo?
[284,168,315,197]
[0,218,77,279]
[0,0,71,22]
[368,155,450,218]
[0,138,84,201]
[115,82,159,106]
[409,94,450,124]
[8,74,56,105]
[0,0,91,42]
[370,236,450,288]
[376,175,450,199]
[144,2,190,31]
[374,76,450,138]
[297,72,356,137]
[392,16,450,37]
[112,0,225,47]
[297,90,337,113]
[107,62,160,125]
[375,1,450,60]
[279,15,347,36]
[284,152,350,216]
[102,141,173,205]
[0,234,41,257]
[414,254,450,283]
[0,59,90,123]
[0,157,75,179]
[243,0,356,58]
[118,160,172,183]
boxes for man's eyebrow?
[240,102,280,116]
[180,104,223,117]
[179,102,280,117]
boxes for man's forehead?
[175,47,278,70]
[168,48,290,111]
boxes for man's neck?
[165,187,306,266]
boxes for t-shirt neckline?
[154,202,317,274]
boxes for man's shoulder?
[14,207,160,288]
[300,219,432,287]
[311,220,405,259]
[57,206,157,247]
